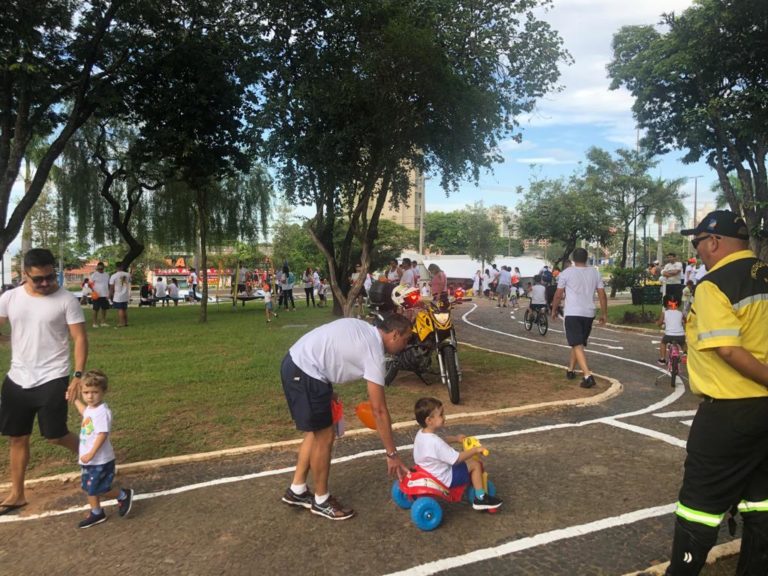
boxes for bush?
[609,266,645,292]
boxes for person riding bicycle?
[656,295,686,365]
[528,275,548,317]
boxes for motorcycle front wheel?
[384,356,399,386]
[440,346,461,404]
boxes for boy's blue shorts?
[81,460,116,496]
[449,461,470,487]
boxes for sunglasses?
[691,235,720,249]
[29,273,57,285]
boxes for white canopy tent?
[419,255,550,281]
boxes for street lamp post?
[686,175,703,259]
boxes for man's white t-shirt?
[79,403,115,466]
[413,429,460,486]
[168,283,179,299]
[89,271,110,298]
[497,268,512,286]
[662,261,683,285]
[189,271,198,286]
[109,271,131,303]
[400,268,416,288]
[530,284,547,305]
[154,280,168,298]
[557,266,604,318]
[694,265,708,283]
[0,287,85,388]
[289,319,386,385]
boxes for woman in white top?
[472,270,482,295]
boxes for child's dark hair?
[663,295,679,309]
[81,369,109,391]
[415,397,442,428]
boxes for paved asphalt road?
[0,300,740,576]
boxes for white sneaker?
[92,324,98,329]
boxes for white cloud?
[515,157,578,166]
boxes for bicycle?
[655,340,686,388]
[523,306,548,336]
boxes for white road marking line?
[601,419,687,448]
[681,420,693,427]
[382,503,677,576]
[653,410,697,419]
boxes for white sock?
[314,493,329,505]
[290,483,307,495]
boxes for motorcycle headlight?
[433,313,449,325]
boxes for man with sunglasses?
[663,210,768,575]
[0,248,88,515]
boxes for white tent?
[419,255,550,281]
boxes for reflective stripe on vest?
[738,499,768,513]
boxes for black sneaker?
[657,358,666,365]
[117,488,134,518]
[566,370,576,380]
[78,510,107,529]
[580,375,596,389]
[310,495,355,520]
[282,488,314,509]
[472,493,503,511]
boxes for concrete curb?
[4,345,622,490]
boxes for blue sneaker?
[118,488,134,518]
[78,510,107,529]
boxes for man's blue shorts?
[449,461,470,488]
[112,301,128,310]
[81,460,116,496]
[281,353,333,432]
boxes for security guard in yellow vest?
[666,211,768,575]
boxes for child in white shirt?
[412,397,502,511]
[74,370,134,528]
[656,296,686,365]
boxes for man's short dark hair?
[571,247,588,264]
[667,252,676,258]
[414,397,442,428]
[24,248,55,269]
[379,313,412,336]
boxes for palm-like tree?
[646,177,688,263]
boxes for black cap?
[680,210,749,240]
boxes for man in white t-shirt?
[89,261,111,328]
[400,258,415,288]
[154,276,169,307]
[280,316,412,520]
[661,252,684,301]
[109,262,132,328]
[550,247,608,389]
[0,248,87,514]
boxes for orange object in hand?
[355,401,377,430]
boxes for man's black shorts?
[0,376,70,438]
[92,297,110,311]
[281,353,333,432]
[564,316,594,347]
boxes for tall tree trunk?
[195,187,208,323]
[656,215,663,264]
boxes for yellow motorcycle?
[369,282,462,404]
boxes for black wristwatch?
[73,371,83,379]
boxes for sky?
[425,0,717,222]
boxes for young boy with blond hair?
[413,397,502,511]
[74,369,134,528]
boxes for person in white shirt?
[167,278,180,306]
[73,369,134,528]
[529,275,548,313]
[109,262,132,328]
[89,261,111,328]
[550,247,608,389]
[661,252,684,301]
[154,276,169,307]
[656,296,686,365]
[412,397,502,511]
[400,258,415,288]
[188,268,199,302]
[0,248,87,514]
[280,316,412,520]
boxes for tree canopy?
[608,0,768,258]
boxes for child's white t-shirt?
[264,290,272,304]
[413,429,460,486]
[530,284,547,305]
[79,403,115,466]
[663,309,685,336]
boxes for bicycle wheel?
[523,309,533,331]
[537,312,548,336]
[670,355,679,388]
[440,346,461,405]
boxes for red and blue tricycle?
[391,437,498,531]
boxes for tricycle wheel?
[391,481,412,510]
[410,497,443,531]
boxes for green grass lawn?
[0,300,561,479]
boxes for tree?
[583,147,656,277]
[516,175,613,267]
[464,202,499,268]
[608,0,768,259]
[424,211,471,254]
[258,0,570,316]
[647,177,688,263]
